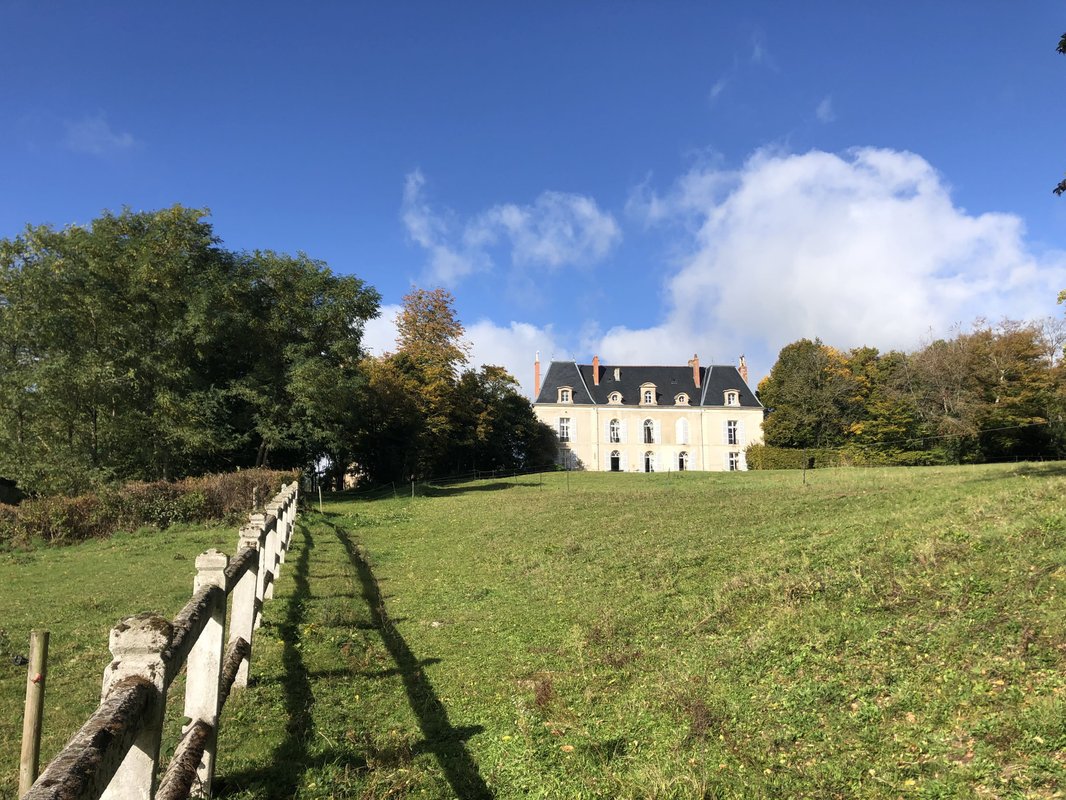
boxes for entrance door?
[610,451,621,472]
[644,451,655,472]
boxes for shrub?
[0,469,298,546]
[744,445,841,470]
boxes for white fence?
[23,482,299,800]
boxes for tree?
[228,250,379,471]
[349,290,557,485]
[0,206,379,494]
[349,354,424,485]
[394,287,469,476]
[0,206,232,491]
[759,339,859,448]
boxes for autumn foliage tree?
[350,288,556,484]
[759,318,1064,465]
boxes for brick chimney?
[738,355,749,385]
[688,354,700,388]
[534,352,541,400]
[592,355,600,385]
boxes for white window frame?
[679,451,689,471]
[640,384,657,405]
[558,417,571,442]
[675,393,689,405]
[724,390,739,406]
[728,451,741,471]
[643,418,655,444]
[558,387,572,403]
[609,418,621,443]
[727,420,739,445]
[608,392,622,405]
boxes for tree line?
[758,315,1066,464]
[0,206,555,496]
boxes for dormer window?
[640,384,657,405]
[608,392,622,405]
[675,393,689,406]
[724,390,739,406]
[559,387,572,404]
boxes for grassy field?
[2,464,1065,798]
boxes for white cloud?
[360,303,401,356]
[359,301,557,399]
[401,171,486,284]
[816,95,836,123]
[63,113,137,155]
[708,76,730,104]
[602,147,1066,380]
[467,319,562,399]
[401,171,621,286]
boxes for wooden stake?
[19,629,49,797]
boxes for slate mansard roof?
[534,361,762,408]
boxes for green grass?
[4,464,1066,798]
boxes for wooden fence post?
[183,550,228,798]
[231,524,262,689]
[100,613,173,800]
[19,629,49,797]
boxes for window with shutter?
[676,418,688,445]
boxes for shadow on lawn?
[960,460,1066,482]
[421,479,539,497]
[321,516,495,800]
[216,523,372,797]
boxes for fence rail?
[23,481,299,800]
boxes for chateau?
[532,355,764,472]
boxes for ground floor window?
[728,451,741,471]
[644,451,655,473]
[678,451,689,471]
[610,450,621,472]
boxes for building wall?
[533,403,764,472]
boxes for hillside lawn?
[1,464,1064,798]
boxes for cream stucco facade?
[532,358,764,472]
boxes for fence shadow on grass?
[960,461,1066,482]
[216,523,370,797]
[322,517,495,800]
[421,480,539,498]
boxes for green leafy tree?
[229,250,379,471]
[759,339,859,448]
[0,207,379,494]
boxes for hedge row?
[744,444,948,469]
[744,445,838,470]
[0,469,298,547]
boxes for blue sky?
[3,2,1066,394]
